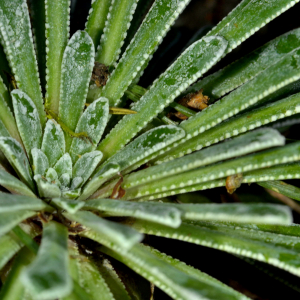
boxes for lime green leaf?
[89,0,193,104]
[70,98,109,163]
[11,90,42,155]
[85,0,112,49]
[84,198,182,228]
[67,210,143,250]
[58,30,95,150]
[21,221,72,299]
[96,0,139,67]
[101,243,249,300]
[31,148,49,176]
[0,137,35,191]
[41,120,65,167]
[0,0,46,127]
[45,0,70,113]
[78,162,120,200]
[207,0,300,54]
[0,169,36,197]
[98,36,228,160]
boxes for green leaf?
[58,30,95,150]
[0,193,51,212]
[53,153,72,178]
[69,98,109,163]
[34,174,62,198]
[0,169,36,197]
[72,151,103,187]
[83,198,182,228]
[98,36,228,160]
[207,0,300,53]
[258,181,300,201]
[0,248,35,300]
[45,0,70,114]
[123,142,300,200]
[101,243,249,300]
[88,0,193,104]
[85,0,112,49]
[132,220,300,277]
[0,137,35,191]
[96,0,139,67]
[31,148,49,176]
[11,90,42,155]
[0,210,35,238]
[126,128,284,188]
[78,162,120,200]
[67,210,143,250]
[41,120,65,167]
[21,221,72,299]
[104,125,186,173]
[0,0,46,127]
[156,90,300,163]
[0,234,23,270]
[52,198,85,214]
[175,203,292,224]
[190,28,300,101]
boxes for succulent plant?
[1,0,300,299]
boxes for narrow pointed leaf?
[31,148,49,176]
[0,137,35,191]
[0,210,35,238]
[156,90,300,163]
[70,98,109,162]
[101,243,248,300]
[104,125,186,173]
[52,198,85,214]
[96,0,139,67]
[41,120,65,167]
[89,0,193,104]
[0,0,46,126]
[21,221,72,299]
[132,220,300,277]
[84,198,182,228]
[67,210,143,250]
[98,36,228,160]
[45,0,70,113]
[72,151,103,187]
[34,175,62,198]
[0,194,51,212]
[78,162,120,200]
[12,90,42,155]
[207,0,300,54]
[59,30,95,150]
[0,234,23,270]
[0,169,36,197]
[85,0,112,49]
[126,128,284,188]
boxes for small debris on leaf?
[91,62,110,87]
[226,173,243,194]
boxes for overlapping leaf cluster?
[0,0,300,299]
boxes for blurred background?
[69,1,300,299]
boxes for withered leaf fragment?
[91,62,110,87]
[226,173,243,194]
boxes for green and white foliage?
[0,0,300,299]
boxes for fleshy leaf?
[11,90,42,155]
[67,210,143,250]
[45,0,70,113]
[0,234,23,270]
[0,169,36,197]
[31,148,49,176]
[85,0,112,49]
[72,151,103,187]
[83,198,182,228]
[34,175,62,198]
[101,243,249,300]
[0,0,46,126]
[52,198,84,214]
[70,98,108,163]
[58,30,95,150]
[78,162,120,200]
[98,36,228,160]
[0,137,35,191]
[21,221,72,299]
[53,153,72,178]
[41,120,65,167]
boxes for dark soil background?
[71,1,300,299]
